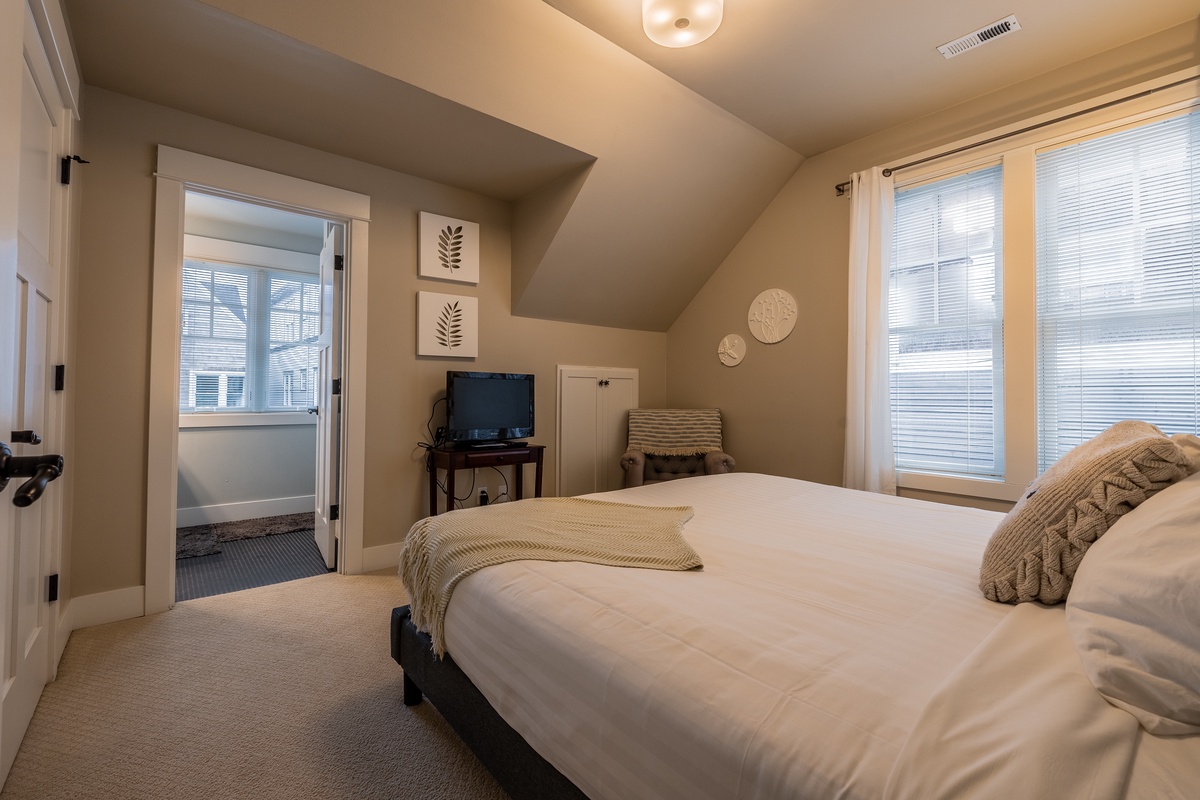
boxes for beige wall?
[71,88,668,598]
[66,18,1200,597]
[666,20,1200,502]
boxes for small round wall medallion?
[718,333,746,366]
[747,288,797,344]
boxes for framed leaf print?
[418,211,480,284]
[417,292,479,358]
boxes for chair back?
[627,408,723,455]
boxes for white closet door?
[556,366,638,496]
[598,372,636,492]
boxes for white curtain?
[844,167,896,494]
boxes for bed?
[392,468,1200,799]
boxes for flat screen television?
[444,371,534,446]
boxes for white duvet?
[439,473,1199,799]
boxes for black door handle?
[11,430,41,444]
[0,442,64,507]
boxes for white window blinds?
[180,260,320,413]
[1036,109,1200,470]
[890,165,1004,476]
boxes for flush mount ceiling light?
[643,0,723,48]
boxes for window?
[179,259,320,414]
[884,93,1200,496]
[890,165,1004,477]
[188,370,245,408]
[1036,110,1200,470]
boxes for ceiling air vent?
[938,15,1021,59]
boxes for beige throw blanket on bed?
[400,497,700,656]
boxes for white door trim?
[146,146,370,615]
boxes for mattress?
[438,473,1199,799]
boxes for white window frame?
[889,163,1006,480]
[887,70,1200,503]
[178,234,321,427]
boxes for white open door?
[313,223,342,569]
[2,2,72,782]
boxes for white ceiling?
[186,193,325,240]
[543,0,1200,156]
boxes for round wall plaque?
[747,288,797,344]
[718,333,746,366]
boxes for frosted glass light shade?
[643,0,723,47]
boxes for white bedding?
[438,473,1200,799]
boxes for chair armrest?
[703,451,735,475]
[620,450,646,487]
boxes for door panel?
[599,374,636,492]
[14,281,49,660]
[313,224,342,569]
[2,15,64,779]
[558,371,602,497]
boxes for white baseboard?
[176,495,314,528]
[361,541,402,573]
[54,605,72,665]
[63,585,147,632]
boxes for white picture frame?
[418,211,480,284]
[417,291,479,358]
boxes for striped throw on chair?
[627,408,723,456]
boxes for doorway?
[173,193,337,600]
[146,146,371,614]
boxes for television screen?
[445,371,534,445]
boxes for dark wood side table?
[427,444,545,515]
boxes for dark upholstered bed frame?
[391,606,590,800]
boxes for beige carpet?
[0,571,508,799]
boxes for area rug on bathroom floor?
[176,512,315,559]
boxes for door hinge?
[329,504,340,521]
[47,573,59,603]
[331,378,341,396]
[54,364,65,392]
[59,155,89,185]
[334,255,344,271]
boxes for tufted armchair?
[620,408,735,488]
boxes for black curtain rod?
[834,73,1200,197]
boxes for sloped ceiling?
[63,0,1198,331]
[544,0,1200,157]
[64,0,802,331]
[64,0,595,202]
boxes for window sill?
[179,412,316,429]
[897,470,1026,503]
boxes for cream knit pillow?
[979,420,1189,604]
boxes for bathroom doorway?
[146,146,371,615]
[173,193,339,600]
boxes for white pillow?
[1066,470,1200,734]
[1171,432,1200,474]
